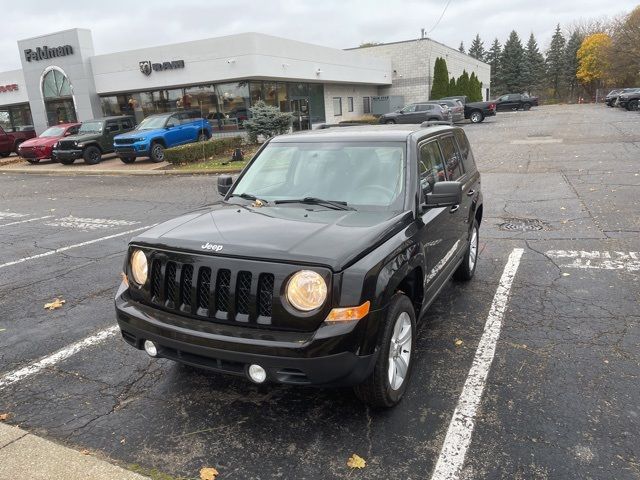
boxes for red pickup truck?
[0,126,37,157]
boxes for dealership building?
[0,28,490,135]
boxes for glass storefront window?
[250,81,263,104]
[184,84,218,122]
[42,69,72,99]
[216,82,250,127]
[309,84,326,124]
[263,82,278,108]
[0,104,33,132]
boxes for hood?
[116,128,164,139]
[131,203,411,271]
[64,133,102,143]
[20,136,60,148]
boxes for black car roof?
[271,125,456,143]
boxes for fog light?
[143,340,158,357]
[248,364,267,383]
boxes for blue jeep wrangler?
[114,110,212,163]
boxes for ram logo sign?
[139,59,185,75]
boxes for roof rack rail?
[317,122,364,129]
[420,121,453,128]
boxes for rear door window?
[454,130,476,173]
[120,118,134,130]
[439,135,464,181]
[105,121,119,133]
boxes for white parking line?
[546,250,640,272]
[0,215,53,228]
[0,326,119,391]
[44,216,140,231]
[431,248,524,480]
[0,225,154,270]
[0,212,28,219]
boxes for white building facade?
[0,29,489,136]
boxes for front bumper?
[53,149,83,160]
[115,284,379,386]
[114,142,150,157]
[18,147,50,160]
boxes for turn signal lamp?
[325,301,370,322]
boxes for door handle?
[467,190,475,196]
[449,205,460,213]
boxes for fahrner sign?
[24,45,74,62]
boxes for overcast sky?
[1,0,637,71]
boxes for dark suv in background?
[115,123,483,407]
[54,116,136,165]
[379,103,451,124]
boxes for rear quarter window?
[454,130,476,174]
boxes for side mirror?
[166,123,175,129]
[217,175,233,196]
[424,181,462,208]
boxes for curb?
[0,168,243,176]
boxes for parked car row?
[14,110,212,165]
[605,88,640,110]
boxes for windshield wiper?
[274,197,355,211]
[228,193,269,204]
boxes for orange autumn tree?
[576,33,612,96]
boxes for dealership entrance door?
[42,68,77,126]
[290,98,310,131]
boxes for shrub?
[243,100,293,142]
[164,136,243,164]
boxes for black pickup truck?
[115,123,483,407]
[441,96,497,123]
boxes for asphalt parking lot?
[0,104,639,479]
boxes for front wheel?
[197,131,209,142]
[354,293,416,408]
[149,142,165,162]
[26,158,40,164]
[119,156,136,164]
[83,146,102,165]
[469,111,484,123]
[59,158,75,165]
[454,219,479,281]
[523,103,531,111]
[628,100,639,111]
[384,119,396,124]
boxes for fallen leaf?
[562,272,571,277]
[347,453,366,469]
[80,449,90,455]
[200,467,219,480]
[0,413,9,421]
[44,298,66,310]
[120,438,126,445]
[454,339,464,347]
[0,328,5,333]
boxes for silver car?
[427,100,465,123]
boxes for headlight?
[286,270,327,311]
[130,249,148,285]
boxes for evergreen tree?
[500,30,526,92]
[243,101,293,142]
[457,70,470,98]
[459,42,466,54]
[564,30,583,101]
[430,57,450,99]
[485,38,502,95]
[524,33,545,93]
[448,77,457,96]
[469,72,483,101]
[468,34,485,60]
[546,24,566,98]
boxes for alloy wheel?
[469,226,478,271]
[388,312,412,390]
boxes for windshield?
[78,121,103,134]
[39,126,66,137]
[231,142,406,210]
[137,115,171,130]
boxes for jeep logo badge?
[139,61,152,76]
[201,243,223,252]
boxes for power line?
[426,0,454,35]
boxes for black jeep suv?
[115,124,483,407]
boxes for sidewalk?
[0,154,169,175]
[0,423,149,480]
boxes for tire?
[26,158,40,164]
[453,219,479,281]
[522,103,531,111]
[0,152,9,158]
[384,120,396,124]
[119,156,136,164]
[82,145,102,165]
[13,141,23,153]
[149,142,165,162]
[353,293,416,408]
[197,131,209,142]
[59,158,75,165]
[628,100,639,111]
[469,111,484,123]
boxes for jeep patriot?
[115,124,483,407]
